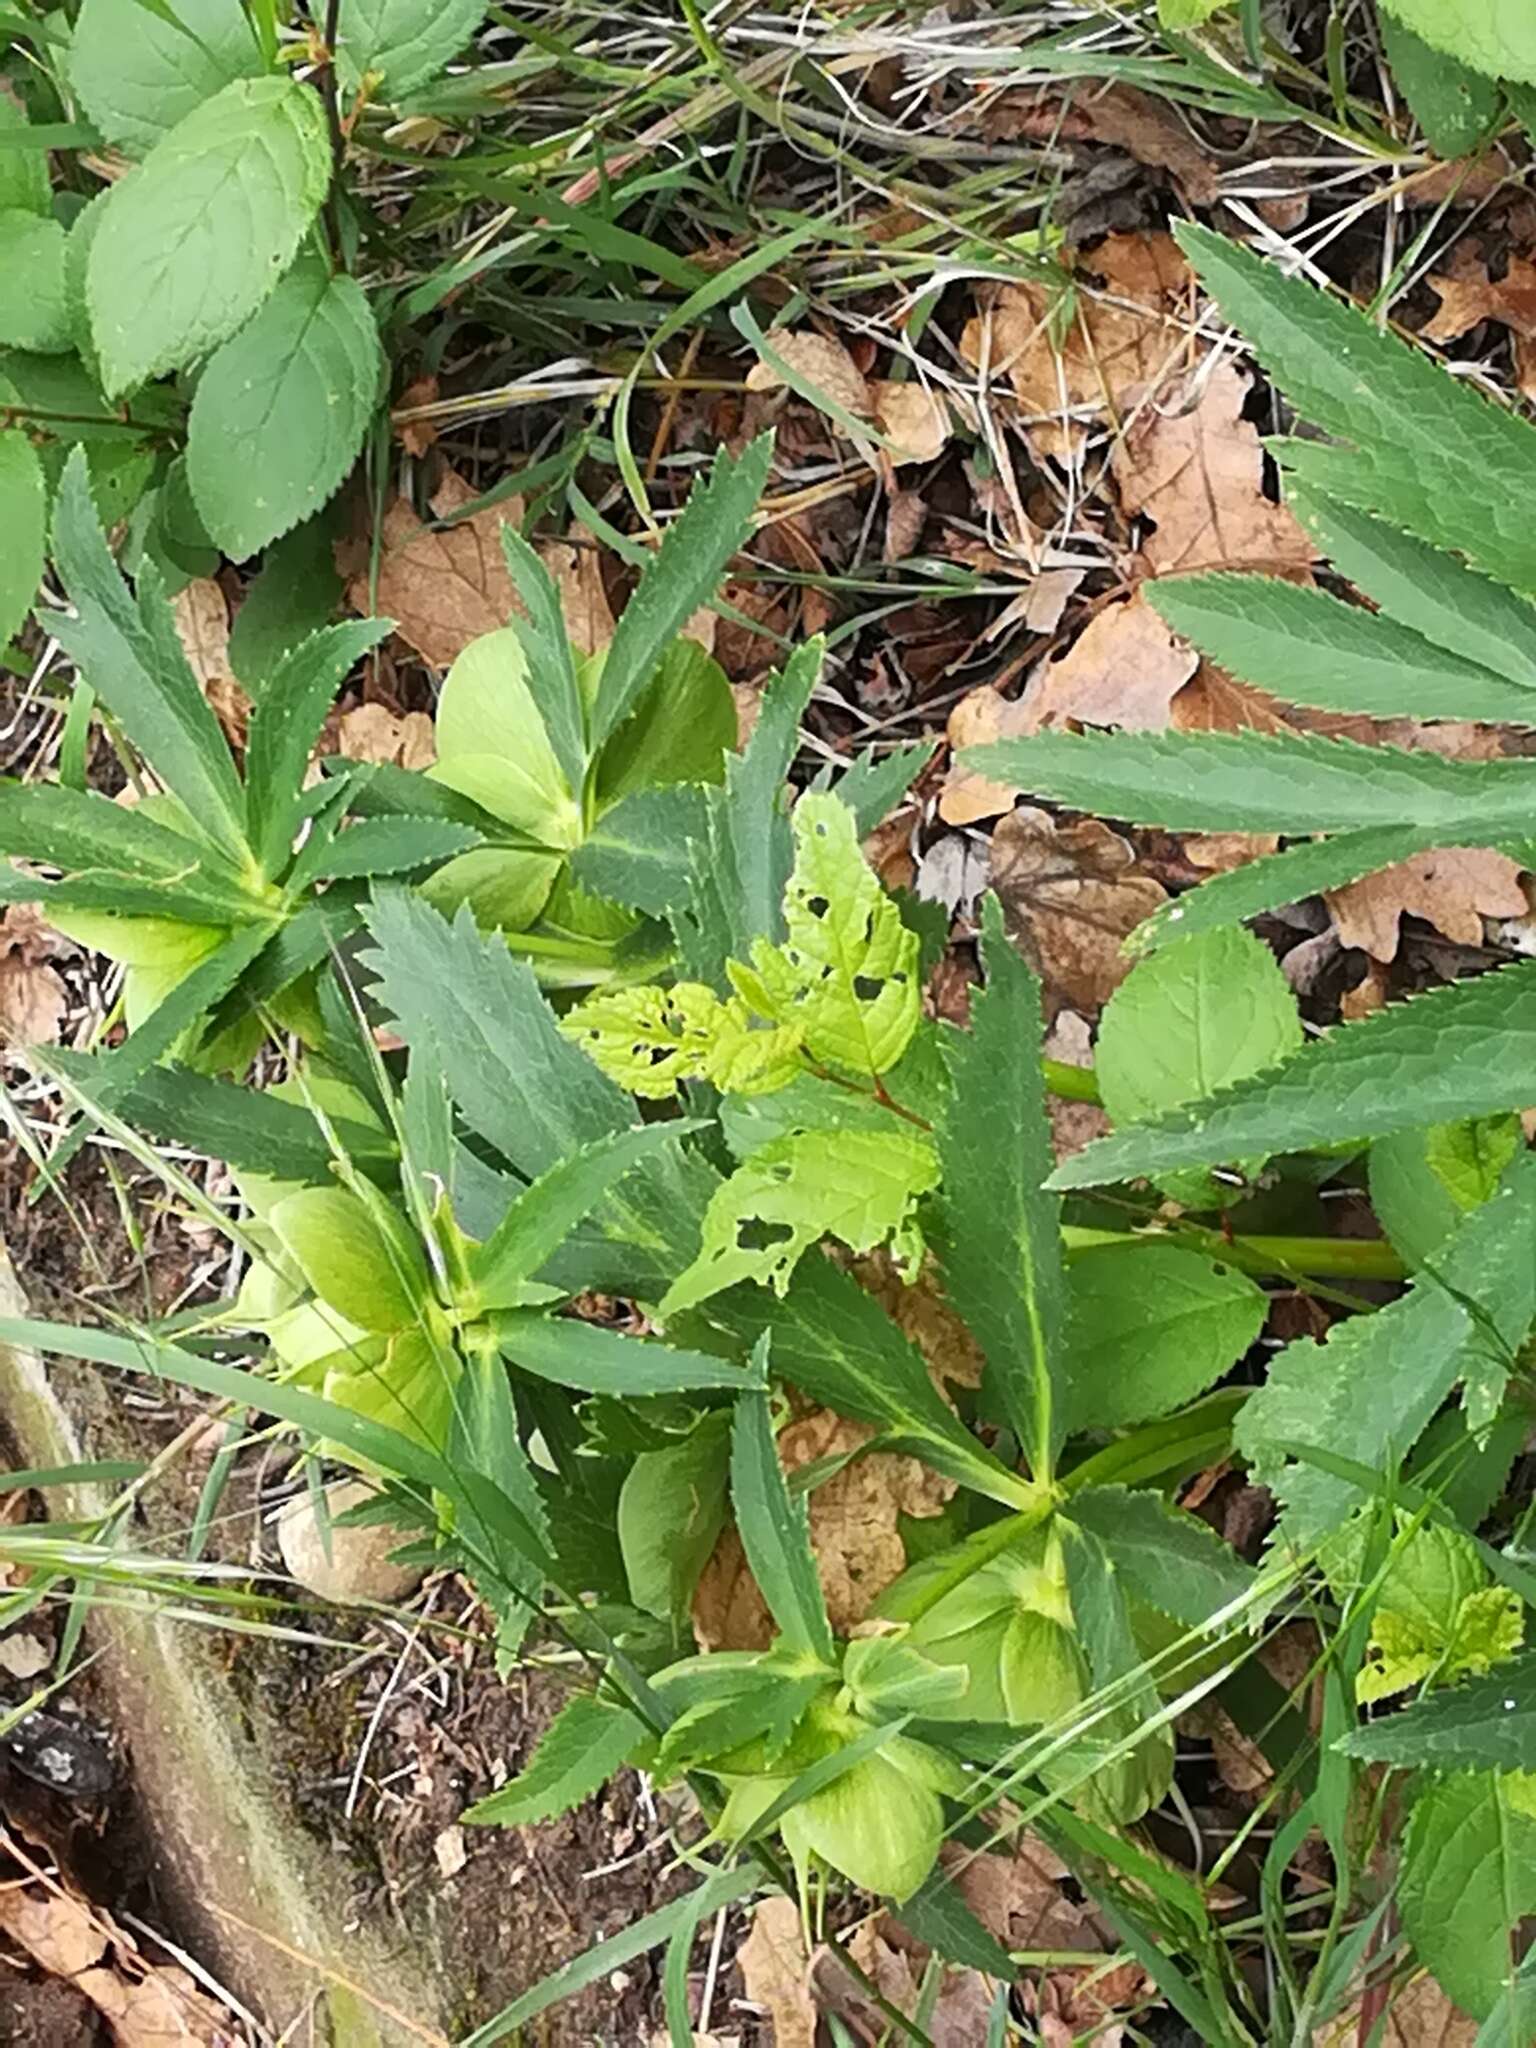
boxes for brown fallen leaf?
[939,684,1036,824]
[0,902,77,1049]
[980,83,1221,205]
[172,578,249,749]
[847,1251,984,1390]
[990,805,1168,1011]
[1185,830,1283,873]
[394,372,441,456]
[536,538,615,657]
[344,468,522,671]
[737,1896,816,2048]
[883,487,928,562]
[871,379,951,465]
[1424,249,1536,343]
[332,703,437,771]
[1324,847,1528,961]
[0,1887,110,1977]
[693,1406,954,1650]
[1112,359,1316,576]
[1312,1969,1478,2046]
[1043,1010,1111,1163]
[77,1962,230,2046]
[744,329,872,421]
[1171,662,1291,734]
[1021,592,1198,733]
[959,232,1191,458]
[949,1837,1108,1952]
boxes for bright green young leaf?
[661,1126,938,1316]
[0,210,70,353]
[1398,1774,1536,2022]
[1158,0,1230,24]
[731,1380,835,1660]
[268,1185,430,1333]
[1377,0,1536,82]
[1360,1587,1524,1703]
[69,0,265,156]
[420,847,562,934]
[561,980,801,1100]
[1067,1486,1255,1627]
[1177,220,1536,590]
[1065,1244,1266,1433]
[186,256,382,559]
[461,1693,646,1827]
[1149,573,1536,725]
[1048,961,1536,1191]
[0,421,45,648]
[1378,12,1503,155]
[429,627,580,843]
[618,1413,730,1620]
[87,76,331,396]
[745,792,920,1079]
[933,892,1068,1472]
[334,0,487,96]
[1340,1653,1536,1769]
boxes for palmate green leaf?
[0,105,51,217]
[1380,12,1503,153]
[1176,221,1536,593]
[87,76,331,396]
[659,1126,939,1317]
[568,785,709,918]
[0,422,47,649]
[1056,1523,1174,1827]
[495,1311,760,1398]
[963,728,1536,840]
[933,892,1067,1473]
[244,619,393,877]
[1149,574,1536,725]
[1067,1486,1256,1628]
[1048,962,1536,1192]
[731,1378,834,1660]
[461,1693,646,1828]
[186,256,382,560]
[748,792,920,1079]
[334,0,487,95]
[562,979,802,1101]
[1237,1151,1536,1543]
[1126,825,1535,956]
[1065,1245,1266,1433]
[591,437,774,748]
[1398,1774,1536,2021]
[1378,0,1536,82]
[597,640,736,807]
[1289,487,1536,691]
[429,626,579,844]
[48,453,248,856]
[1340,1653,1536,1768]
[0,211,69,353]
[68,0,265,156]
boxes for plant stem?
[1041,1056,1101,1104]
[1061,1224,1405,1285]
[315,0,347,270]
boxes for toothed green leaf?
[461,1694,646,1827]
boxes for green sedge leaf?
[591,437,773,748]
[461,1694,646,1828]
[87,77,331,396]
[1398,1774,1536,2022]
[619,1412,731,1621]
[429,626,580,843]
[186,256,382,560]
[0,210,70,353]
[1378,0,1536,83]
[244,619,393,877]
[659,1126,938,1317]
[49,451,248,855]
[1065,1245,1265,1433]
[1178,220,1536,589]
[731,1379,834,1660]
[934,892,1068,1471]
[1150,573,1536,725]
[1067,1485,1256,1627]
[495,1311,759,1398]
[1340,1653,1536,1768]
[334,0,487,96]
[268,1185,429,1332]
[68,0,264,156]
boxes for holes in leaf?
[733,1218,794,1252]
[853,975,884,1002]
[806,895,830,918]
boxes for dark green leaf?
[730,1377,834,1660]
[244,619,392,877]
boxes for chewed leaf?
[561,981,802,1099]
[744,792,920,1080]
[660,1127,939,1316]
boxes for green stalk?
[1062,1224,1404,1285]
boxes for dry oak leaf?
[172,578,248,750]
[1324,847,1529,962]
[692,1407,954,1651]
[344,468,522,671]
[979,83,1221,206]
[1023,592,1198,733]
[871,378,951,465]
[745,329,873,422]
[0,1887,110,1977]
[939,684,1036,824]
[1112,359,1316,577]
[991,804,1168,1011]
[333,703,437,771]
[0,902,77,1048]
[959,232,1191,459]
[737,1896,816,2048]
[1424,249,1536,343]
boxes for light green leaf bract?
[87,76,331,396]
[0,422,45,648]
[186,256,381,560]
[1378,0,1536,82]
[69,0,265,156]
[934,893,1067,1473]
[659,1126,938,1316]
[1398,1774,1536,2021]
[1049,962,1536,1191]
[494,1312,759,1398]
[1066,1245,1266,1433]
[1177,221,1536,592]
[1149,573,1536,726]
[962,728,1536,838]
[334,0,487,96]
[731,1378,834,1660]
[1340,1653,1536,1768]
[461,1694,646,1827]
[619,1414,730,1620]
